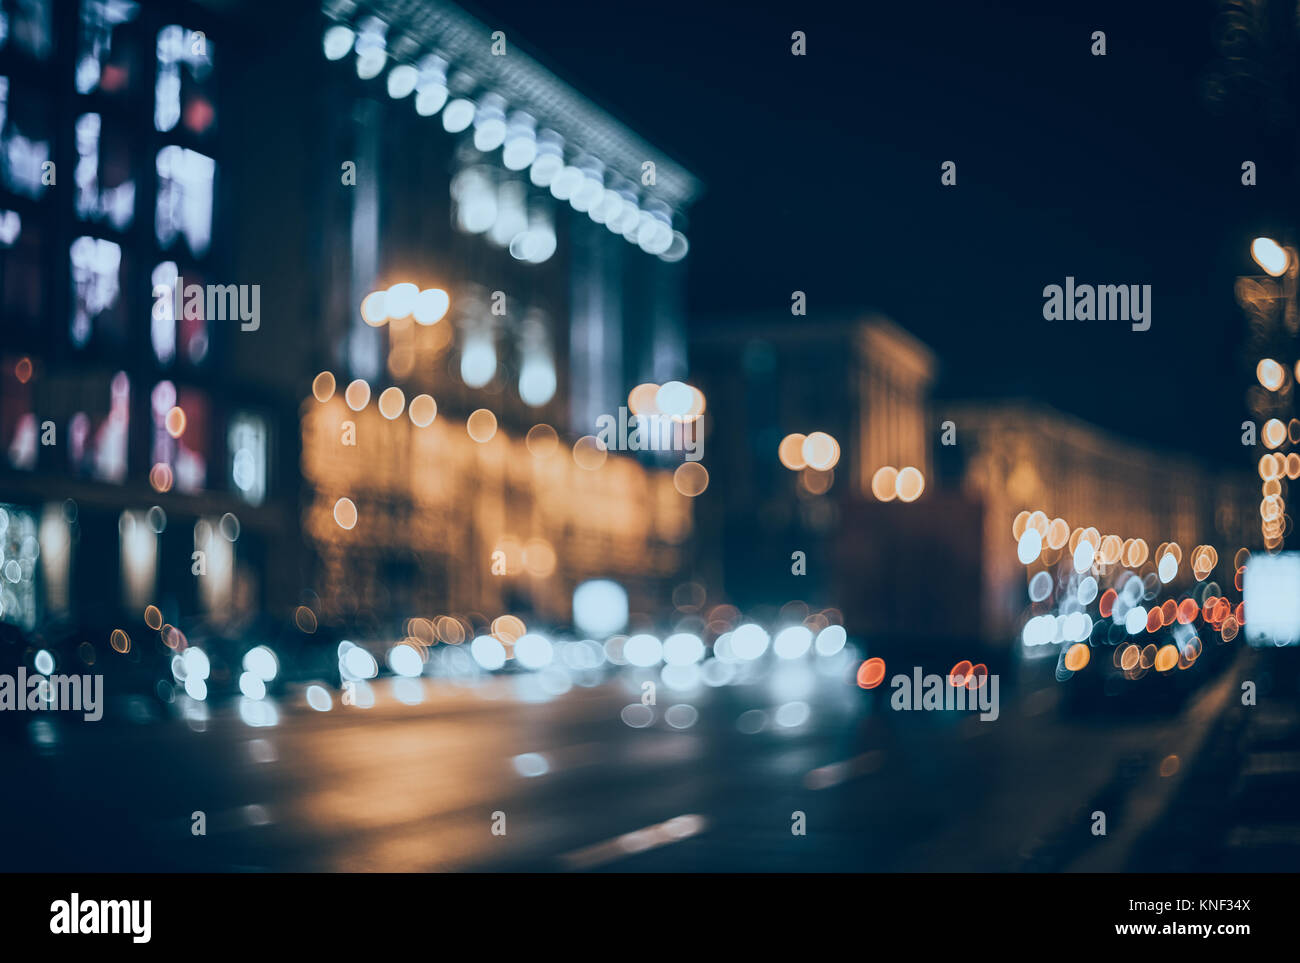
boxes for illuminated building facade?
[0,0,284,636]
[301,0,701,630]
[0,0,700,643]
[941,401,1261,643]
[692,311,1259,649]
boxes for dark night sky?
[465,0,1298,464]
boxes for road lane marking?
[561,814,708,869]
[804,750,885,789]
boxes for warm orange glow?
[628,383,660,416]
[800,467,833,494]
[1160,599,1177,626]
[436,616,466,645]
[871,466,899,502]
[164,406,186,438]
[523,538,557,577]
[1046,518,1070,550]
[14,357,32,384]
[312,371,336,403]
[1119,644,1140,671]
[520,424,556,458]
[1259,453,1281,481]
[333,497,358,530]
[1100,534,1123,565]
[1191,544,1217,580]
[965,663,988,689]
[345,379,371,411]
[857,657,886,689]
[1124,538,1149,568]
[467,408,498,443]
[949,660,973,685]
[144,605,163,631]
[1154,644,1178,672]
[1177,598,1199,624]
[1064,643,1090,671]
[1012,511,1031,541]
[149,463,173,493]
[572,435,607,470]
[110,629,130,654]
[674,462,710,497]
[408,394,437,427]
[294,606,318,633]
[1263,418,1287,450]
[378,386,406,420]
[778,433,808,471]
[1099,588,1117,618]
[491,615,526,644]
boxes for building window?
[150,380,206,493]
[0,77,51,200]
[68,369,129,483]
[1,354,33,469]
[76,0,140,96]
[155,144,213,257]
[74,112,135,229]
[154,24,215,136]
[69,235,124,347]
[0,503,40,632]
[228,412,267,505]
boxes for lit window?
[1,355,35,470]
[153,263,210,365]
[67,370,129,482]
[0,77,52,200]
[0,208,40,322]
[74,112,135,229]
[76,0,140,95]
[155,145,214,256]
[150,261,177,364]
[155,24,214,134]
[0,504,40,631]
[69,235,122,347]
[228,413,267,505]
[0,209,17,245]
[151,381,206,493]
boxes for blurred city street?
[3,0,1300,892]
[6,645,1291,873]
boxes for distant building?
[689,314,940,613]
[691,311,1260,649]
[942,400,1260,643]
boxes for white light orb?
[573,579,628,638]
